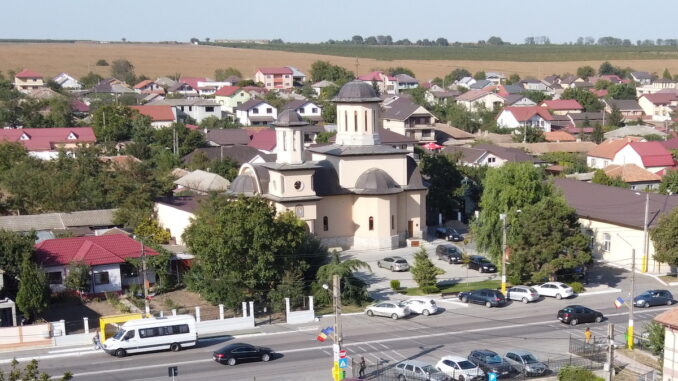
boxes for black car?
[557,305,604,326]
[459,288,506,308]
[634,290,674,308]
[467,256,497,273]
[468,349,513,378]
[213,343,274,366]
[435,244,463,264]
[435,227,463,242]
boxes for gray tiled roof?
[204,128,251,146]
[182,145,270,165]
[605,99,642,111]
[306,144,408,157]
[382,97,428,121]
[0,209,117,232]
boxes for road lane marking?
[381,351,399,362]
[391,350,406,359]
[577,289,622,296]
[377,343,389,350]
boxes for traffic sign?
[338,358,349,368]
[488,372,497,381]
[339,349,347,358]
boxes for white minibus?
[103,315,197,357]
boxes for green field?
[208,42,678,62]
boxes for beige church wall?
[268,171,285,197]
[352,195,400,249]
[280,171,316,197]
[274,202,317,233]
[314,195,354,238]
[338,155,407,188]
[398,190,426,239]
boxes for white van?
[103,315,197,357]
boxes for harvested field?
[3,43,678,82]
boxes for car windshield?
[421,365,437,373]
[112,329,126,340]
[458,360,476,369]
[395,259,407,264]
[486,355,502,364]
[558,284,569,289]
[521,354,539,364]
[478,258,491,263]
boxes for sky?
[2,0,677,44]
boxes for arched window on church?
[344,111,348,131]
[354,111,358,132]
[369,216,374,231]
[323,216,329,231]
[364,110,368,132]
[282,131,287,151]
[292,131,296,152]
[373,108,377,131]
[391,215,395,230]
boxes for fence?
[637,369,661,381]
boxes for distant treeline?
[0,39,80,43]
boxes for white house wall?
[92,264,122,293]
[155,203,195,245]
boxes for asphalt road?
[2,286,673,381]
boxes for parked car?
[365,301,410,320]
[557,305,603,325]
[377,256,410,272]
[436,355,484,381]
[394,359,450,381]
[634,290,674,308]
[467,350,513,378]
[459,289,506,308]
[534,282,574,299]
[436,227,464,242]
[400,297,438,316]
[467,256,497,273]
[213,343,274,366]
[504,350,548,376]
[555,264,589,282]
[436,244,463,264]
[506,286,540,304]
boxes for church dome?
[228,173,257,195]
[333,80,382,103]
[354,168,402,195]
[271,109,309,127]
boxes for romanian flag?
[316,327,334,342]
[614,297,625,309]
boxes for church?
[229,81,427,249]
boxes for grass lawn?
[402,279,502,296]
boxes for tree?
[539,152,588,174]
[513,125,545,143]
[659,169,678,194]
[214,67,242,81]
[199,115,241,129]
[134,217,171,245]
[608,83,636,100]
[663,68,672,80]
[64,261,91,297]
[110,59,136,85]
[420,153,463,219]
[314,252,370,306]
[445,68,471,84]
[521,90,551,104]
[410,247,444,292]
[644,321,665,359]
[576,65,595,79]
[591,123,604,144]
[591,170,629,188]
[16,255,49,320]
[608,104,624,127]
[643,134,665,141]
[487,36,505,45]
[96,59,109,66]
[1,359,73,381]
[92,105,137,142]
[598,61,615,75]
[0,230,36,292]
[558,365,604,381]
[386,67,415,77]
[472,163,552,263]
[473,71,486,80]
[561,87,602,111]
[315,131,336,144]
[351,35,364,44]
[309,61,354,83]
[268,268,305,312]
[506,73,521,85]
[507,196,591,283]
[651,207,678,266]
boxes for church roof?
[306,144,408,157]
[229,174,258,195]
[332,80,382,103]
[354,168,403,195]
[271,109,309,127]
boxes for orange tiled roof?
[587,137,641,159]
[604,164,661,183]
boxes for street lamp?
[500,210,520,295]
[133,235,151,316]
[324,275,344,381]
[617,233,635,350]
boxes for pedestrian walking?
[585,327,592,344]
[92,330,101,350]
[359,356,366,379]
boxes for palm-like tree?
[315,252,371,306]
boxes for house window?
[252,108,259,114]
[294,180,303,190]
[312,108,318,113]
[344,111,348,131]
[295,205,304,218]
[47,271,62,285]
[364,111,368,132]
[94,271,110,285]
[206,106,214,112]
[120,263,138,278]
[283,131,287,151]
[603,233,611,252]
[267,108,273,114]
[591,158,597,167]
[354,111,358,132]
[487,157,496,163]
[188,106,193,112]
[369,216,374,231]
[391,215,395,230]
[323,216,329,231]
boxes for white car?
[506,286,540,303]
[436,355,484,381]
[365,302,410,320]
[400,298,438,316]
[535,282,574,299]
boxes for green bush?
[557,365,603,381]
[390,280,401,291]
[568,282,585,294]
[420,286,439,295]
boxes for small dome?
[354,168,402,195]
[333,80,382,103]
[271,109,309,127]
[229,174,257,195]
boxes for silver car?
[377,256,410,272]
[506,286,540,304]
[365,302,410,320]
[394,360,450,381]
[504,350,548,376]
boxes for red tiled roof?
[214,86,241,97]
[133,79,154,89]
[642,93,678,105]
[15,69,42,79]
[179,77,208,91]
[71,99,90,113]
[501,106,553,121]
[541,99,584,110]
[629,141,675,167]
[257,67,292,75]
[358,71,384,81]
[35,235,158,267]
[186,124,199,130]
[0,127,96,151]
[662,137,678,150]
[590,89,608,98]
[587,137,640,159]
[247,129,276,151]
[130,105,175,122]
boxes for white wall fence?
[286,296,315,324]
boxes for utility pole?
[642,192,649,273]
[500,213,507,295]
[138,238,150,315]
[628,248,635,350]
[605,323,615,381]
[332,274,343,381]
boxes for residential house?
[14,69,44,92]
[0,127,96,160]
[602,164,661,190]
[434,124,475,146]
[255,67,294,90]
[442,144,539,168]
[424,90,460,105]
[654,308,678,381]
[311,80,336,96]
[604,125,667,140]
[130,105,176,128]
[247,128,277,153]
[177,76,210,95]
[35,235,158,294]
[155,196,204,245]
[357,71,398,95]
[603,99,644,120]
[630,72,653,85]
[543,131,576,142]
[167,82,198,96]
[381,96,437,142]
[662,137,678,151]
[455,90,504,112]
[214,86,252,114]
[502,94,536,107]
[485,72,506,85]
[497,84,525,97]
[148,99,222,123]
[638,93,678,121]
[613,141,675,174]
[286,66,307,86]
[203,128,251,147]
[559,75,586,89]
[52,73,82,90]
[469,80,494,90]
[155,77,177,89]
[174,169,230,194]
[540,99,584,115]
[222,75,241,86]
[395,74,419,91]
[234,99,277,126]
[498,141,597,155]
[281,99,323,124]
[133,80,163,94]
[455,77,476,89]
[89,78,135,95]
[182,145,274,167]
[553,178,678,272]
[496,106,553,132]
[521,79,550,92]
[0,209,118,242]
[586,137,641,169]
